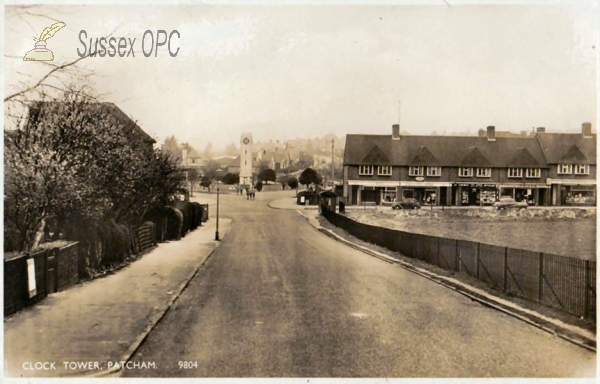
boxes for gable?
[460,147,491,167]
[410,146,440,166]
[508,148,541,167]
[360,145,390,165]
[559,144,589,164]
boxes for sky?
[3,1,598,151]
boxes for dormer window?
[508,168,523,178]
[476,168,491,178]
[359,165,374,176]
[525,168,540,178]
[557,164,572,175]
[574,165,590,175]
[458,167,473,177]
[426,166,441,177]
[409,166,424,177]
[378,166,392,176]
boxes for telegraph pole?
[330,138,335,190]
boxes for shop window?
[426,166,441,177]
[458,167,473,177]
[566,188,596,205]
[508,168,523,178]
[359,165,374,175]
[574,165,590,175]
[525,168,540,178]
[382,187,397,202]
[409,166,424,176]
[476,168,491,178]
[557,164,572,175]
[378,166,392,176]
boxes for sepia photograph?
[2,0,598,380]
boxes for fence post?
[437,237,441,268]
[503,247,508,291]
[584,259,591,319]
[538,252,544,302]
[476,242,481,279]
[455,239,460,272]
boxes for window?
[378,166,392,176]
[409,166,424,176]
[574,165,590,175]
[359,165,374,175]
[382,187,397,202]
[557,164,572,175]
[508,168,523,178]
[426,166,441,177]
[458,167,473,177]
[476,168,491,178]
[525,168,540,178]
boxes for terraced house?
[343,123,596,207]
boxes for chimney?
[478,129,486,137]
[536,127,545,134]
[486,126,496,141]
[392,124,400,140]
[582,122,592,137]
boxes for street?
[123,191,595,377]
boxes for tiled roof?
[361,145,390,165]
[29,101,156,144]
[460,147,491,167]
[508,147,542,167]
[344,134,547,168]
[558,144,590,164]
[537,133,596,164]
[411,146,440,166]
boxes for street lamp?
[214,168,223,241]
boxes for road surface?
[123,191,595,377]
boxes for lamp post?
[214,168,223,241]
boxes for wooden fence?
[321,208,596,320]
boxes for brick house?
[343,124,556,206]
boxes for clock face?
[243,138,250,145]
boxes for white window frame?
[557,164,572,175]
[426,166,441,177]
[525,168,541,178]
[507,168,523,178]
[458,167,473,177]
[476,167,491,178]
[574,165,590,175]
[409,166,424,177]
[359,165,374,176]
[377,165,392,176]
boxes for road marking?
[349,313,368,319]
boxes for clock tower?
[239,133,253,188]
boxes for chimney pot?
[486,126,496,141]
[392,124,400,140]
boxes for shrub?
[190,202,202,230]
[98,219,131,265]
[165,207,183,241]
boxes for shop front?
[346,180,400,205]
[550,180,596,206]
[400,181,452,206]
[452,183,498,206]
[499,183,549,206]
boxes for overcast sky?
[4,2,598,150]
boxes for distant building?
[239,133,254,187]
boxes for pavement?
[3,195,230,378]
[266,196,597,353]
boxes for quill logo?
[23,22,66,61]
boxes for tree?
[224,142,238,156]
[257,159,270,174]
[162,136,182,161]
[255,181,263,192]
[203,142,214,160]
[203,159,221,180]
[200,175,212,191]
[297,152,314,169]
[299,168,321,188]
[277,174,289,190]
[288,177,299,190]
[222,172,240,185]
[258,169,276,184]
[4,84,185,252]
[188,169,200,196]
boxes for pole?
[215,180,220,241]
[331,139,334,190]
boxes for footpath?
[269,197,596,353]
[4,196,230,378]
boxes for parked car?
[493,197,528,210]
[392,198,421,210]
